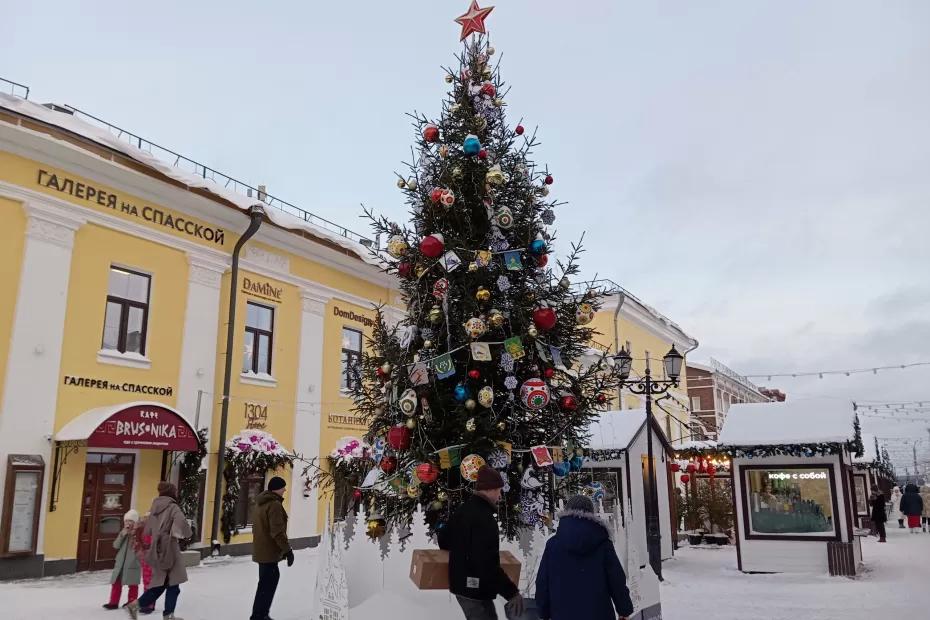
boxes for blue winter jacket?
[535,511,635,620]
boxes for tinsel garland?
[723,442,845,459]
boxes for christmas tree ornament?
[397,262,413,278]
[380,362,392,375]
[497,420,506,431]
[442,250,463,272]
[453,384,470,402]
[545,174,554,185]
[559,276,571,289]
[488,309,505,328]
[487,449,509,469]
[552,460,571,477]
[430,187,444,204]
[533,307,557,331]
[485,164,505,186]
[415,462,440,484]
[686,462,697,474]
[431,500,444,511]
[420,233,445,258]
[497,275,512,292]
[465,399,477,411]
[493,98,505,107]
[387,425,412,450]
[403,484,419,499]
[439,144,449,158]
[494,206,514,229]
[468,262,479,272]
[445,73,455,83]
[437,491,448,502]
[416,264,429,278]
[475,115,488,130]
[366,516,387,539]
[680,474,691,484]
[451,102,462,113]
[468,369,481,380]
[559,394,578,411]
[376,365,389,381]
[520,378,551,410]
[541,208,556,225]
[380,455,397,474]
[460,454,486,481]
[543,367,555,379]
[478,385,494,408]
[487,45,496,55]
[475,286,491,302]
[452,166,463,179]
[432,277,450,299]
[353,488,363,500]
[422,339,434,349]
[596,393,608,404]
[407,178,418,190]
[499,352,515,372]
[464,317,488,339]
[399,388,418,416]
[536,253,549,268]
[575,302,595,325]
[463,134,482,156]
[397,178,407,189]
[529,237,548,255]
[504,375,518,390]
[465,417,476,432]
[455,0,494,41]
[387,234,409,258]
[429,304,444,324]
[423,123,440,143]
[515,124,525,135]
[480,81,496,97]
[406,417,417,430]
[478,148,488,160]
[440,188,456,207]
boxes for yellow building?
[0,90,401,578]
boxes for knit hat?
[475,465,505,491]
[268,476,287,492]
[124,509,140,523]
[157,481,178,500]
[565,494,595,513]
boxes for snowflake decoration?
[500,353,515,372]
[541,209,556,225]
[497,275,511,292]
[504,375,518,390]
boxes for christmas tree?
[348,26,618,539]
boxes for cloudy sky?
[4,1,929,467]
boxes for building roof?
[587,409,647,450]
[853,433,879,464]
[718,398,856,447]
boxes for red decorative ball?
[415,462,440,484]
[532,307,557,331]
[380,455,397,474]
[430,188,444,204]
[423,124,439,143]
[680,474,690,484]
[543,367,555,379]
[536,254,548,268]
[698,459,707,474]
[480,82,496,97]
[706,464,717,478]
[544,174,554,185]
[686,462,697,474]
[596,393,608,404]
[559,395,578,412]
[353,489,362,500]
[419,234,445,259]
[376,367,388,380]
[478,148,488,160]
[670,463,681,473]
[397,262,413,278]
[515,124,525,136]
[468,369,481,380]
[387,425,411,451]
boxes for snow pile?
[719,398,855,446]
[587,409,647,450]
[853,433,878,464]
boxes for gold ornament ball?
[468,262,479,272]
[366,519,386,540]
[422,339,433,349]
[396,178,406,189]
[445,73,454,83]
[406,417,417,430]
[431,500,444,511]
[475,116,488,130]
[416,264,429,278]
[489,310,505,328]
[465,418,476,432]
[407,484,420,499]
[429,305,443,324]
[559,276,571,289]
[476,286,491,302]
[437,491,448,501]
[439,145,449,159]
[527,325,539,338]
[452,166,463,179]
[496,421,506,431]
[525,291,537,302]
[450,103,462,113]
[482,68,492,79]
[407,178,418,191]
[380,362,392,375]
[493,98,504,108]
[541,186,551,196]
[487,46,496,56]
[465,399,477,411]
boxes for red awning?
[55,401,199,452]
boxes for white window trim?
[240,371,278,388]
[97,348,152,369]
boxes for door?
[76,453,135,572]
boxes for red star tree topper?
[455,0,494,41]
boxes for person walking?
[250,476,295,620]
[133,512,155,614]
[899,483,924,533]
[889,486,904,528]
[535,495,634,620]
[919,485,930,533]
[127,482,192,620]
[438,465,523,620]
[104,510,142,610]
[870,490,887,543]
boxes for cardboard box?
[409,548,521,590]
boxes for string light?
[743,361,930,380]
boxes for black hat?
[268,476,287,492]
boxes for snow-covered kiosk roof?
[587,409,647,450]
[853,433,878,465]
[718,399,855,447]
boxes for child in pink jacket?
[133,512,155,614]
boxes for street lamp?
[612,344,683,581]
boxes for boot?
[164,615,183,620]
[125,600,139,620]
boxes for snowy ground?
[2,524,929,619]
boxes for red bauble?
[543,367,555,379]
[544,174,554,185]
[670,463,681,473]
[536,254,548,268]
[419,234,445,259]
[387,425,411,451]
[376,367,388,380]
[559,395,578,411]
[468,369,481,380]
[698,459,707,474]
[380,455,397,474]
[533,307,557,331]
[680,474,690,484]
[478,148,488,160]
[515,124,525,135]
[397,262,413,278]
[480,82,496,97]
[423,124,439,143]
[686,462,697,474]
[706,464,717,478]
[353,489,362,500]
[596,393,608,404]
[430,187,444,204]
[415,462,440,484]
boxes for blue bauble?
[529,239,547,255]
[569,455,585,472]
[463,134,482,156]
[552,461,571,477]
[454,384,470,402]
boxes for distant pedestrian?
[438,465,524,620]
[919,485,930,533]
[104,510,142,610]
[127,482,192,620]
[889,486,904,528]
[536,495,634,620]
[899,483,924,533]
[870,490,887,543]
[250,476,295,620]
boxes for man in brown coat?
[250,476,294,620]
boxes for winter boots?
[125,600,138,620]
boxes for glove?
[285,550,295,567]
[506,594,524,617]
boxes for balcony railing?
[1,77,30,100]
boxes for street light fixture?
[612,344,683,581]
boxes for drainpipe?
[210,203,265,554]
[683,338,700,439]
[612,292,626,409]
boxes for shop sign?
[36,169,225,246]
[327,412,367,431]
[242,277,283,303]
[244,402,269,429]
[333,306,375,328]
[88,404,198,451]
[63,374,173,396]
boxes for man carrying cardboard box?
[438,465,524,619]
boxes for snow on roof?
[0,93,383,267]
[854,433,879,464]
[678,440,718,451]
[55,401,194,442]
[587,409,647,450]
[718,399,855,447]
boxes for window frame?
[102,266,152,355]
[234,472,266,529]
[340,327,363,392]
[243,302,275,375]
[740,463,841,542]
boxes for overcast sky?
[4,1,929,468]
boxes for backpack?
[148,506,177,571]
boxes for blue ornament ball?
[552,461,571,477]
[569,455,585,472]
[529,239,547,255]
[463,134,482,156]
[454,384,470,402]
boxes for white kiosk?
[719,399,863,576]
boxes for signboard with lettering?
[242,277,283,303]
[87,405,199,451]
[244,402,269,429]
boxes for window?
[691,396,702,411]
[243,302,274,375]
[341,328,363,391]
[102,267,151,355]
[234,473,265,528]
[743,466,837,539]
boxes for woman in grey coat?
[127,482,192,620]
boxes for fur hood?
[556,509,614,543]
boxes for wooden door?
[76,453,135,572]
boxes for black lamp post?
[613,344,683,581]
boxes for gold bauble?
[429,305,443,324]
[445,73,454,83]
[468,262,479,272]
[439,145,449,159]
[475,116,488,130]
[489,310,505,328]
[525,291,537,302]
[487,46,496,56]
[416,264,429,278]
[497,421,506,431]
[396,178,407,189]
[407,484,420,499]
[493,98,504,108]
[451,103,462,113]
[431,500,444,511]
[476,286,491,302]
[452,166,463,179]
[465,418,476,432]
[482,68,492,79]
[465,399,477,411]
[380,362,392,375]
[406,418,417,430]
[437,491,448,502]
[485,165,505,186]
[366,519,386,540]
[422,339,433,349]
[541,186,550,196]
[406,178,418,191]
[559,276,571,289]
[527,325,539,338]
